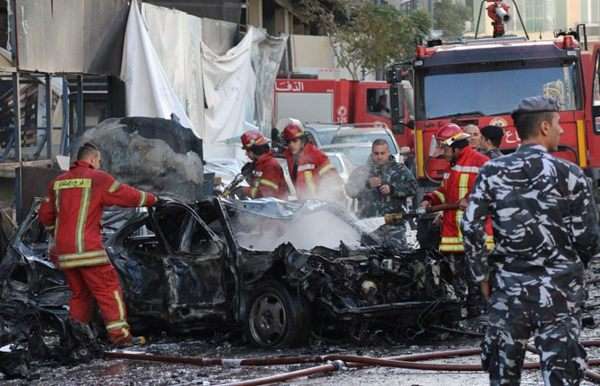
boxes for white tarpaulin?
[141,3,205,138]
[120,1,287,159]
[202,28,256,144]
[251,30,287,133]
[120,0,193,129]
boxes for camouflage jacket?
[483,148,503,159]
[462,144,600,296]
[346,157,417,218]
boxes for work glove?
[241,162,254,178]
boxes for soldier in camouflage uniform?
[462,96,600,386]
[346,139,417,248]
[346,139,417,217]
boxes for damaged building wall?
[14,0,129,75]
[75,118,204,201]
[143,0,242,24]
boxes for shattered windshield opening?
[421,61,579,119]
[224,200,363,250]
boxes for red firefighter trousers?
[62,262,131,345]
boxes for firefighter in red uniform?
[39,142,157,347]
[240,130,288,199]
[281,119,342,200]
[419,124,493,313]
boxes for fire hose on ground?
[104,339,600,385]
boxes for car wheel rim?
[249,291,287,346]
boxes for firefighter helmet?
[435,123,471,147]
[280,118,305,142]
[241,130,269,149]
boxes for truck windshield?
[422,62,578,119]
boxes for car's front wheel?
[245,281,309,348]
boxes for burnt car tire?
[245,281,310,348]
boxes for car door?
[152,201,229,324]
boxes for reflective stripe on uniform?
[106,290,129,334]
[57,250,109,269]
[456,174,470,239]
[54,190,60,239]
[439,243,465,252]
[138,191,147,207]
[485,236,495,250]
[452,165,480,174]
[108,181,121,193]
[304,171,316,195]
[318,163,334,176]
[114,290,126,321]
[106,320,129,331]
[433,190,445,204]
[458,173,470,199]
[441,236,463,243]
[259,178,278,190]
[54,178,92,190]
[58,249,107,261]
[249,186,259,198]
[456,209,464,238]
[76,186,91,253]
[59,257,110,269]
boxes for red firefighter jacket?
[284,143,337,200]
[424,146,494,253]
[246,152,288,200]
[39,161,157,269]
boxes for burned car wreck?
[1,197,461,359]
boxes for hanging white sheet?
[119,0,193,129]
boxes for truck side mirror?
[390,84,403,134]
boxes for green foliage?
[433,0,472,38]
[298,1,431,80]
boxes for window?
[178,215,214,254]
[594,52,600,107]
[421,62,579,120]
[152,205,213,254]
[523,0,549,33]
[367,88,390,116]
[593,51,600,133]
[582,0,600,24]
[22,219,48,248]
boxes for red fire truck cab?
[389,34,600,188]
[274,78,414,147]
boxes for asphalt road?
[4,263,600,386]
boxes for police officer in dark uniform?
[462,96,600,385]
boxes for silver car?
[330,126,402,163]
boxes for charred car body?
[2,197,460,350]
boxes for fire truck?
[388,0,600,188]
[274,78,414,147]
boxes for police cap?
[512,96,560,115]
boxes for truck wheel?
[245,281,309,348]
